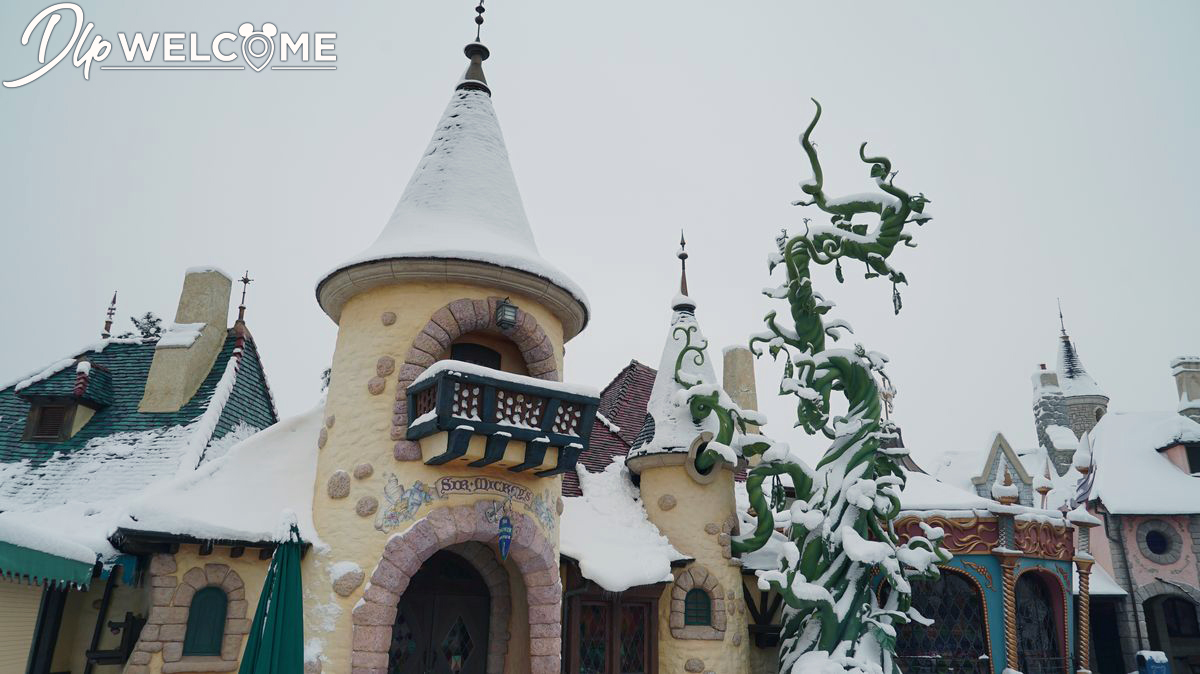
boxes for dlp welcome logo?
[4,3,336,88]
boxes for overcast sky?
[1,1,1197,468]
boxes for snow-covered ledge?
[316,258,589,340]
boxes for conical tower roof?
[317,42,588,338]
[627,293,721,462]
[1057,332,1105,398]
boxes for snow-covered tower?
[1031,364,1073,472]
[1056,321,1108,437]
[306,30,596,673]
[625,262,749,674]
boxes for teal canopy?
[0,538,95,589]
[238,527,304,674]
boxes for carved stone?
[327,471,351,499]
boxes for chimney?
[139,268,232,413]
[1172,356,1200,423]
[722,346,758,430]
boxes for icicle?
[835,260,844,283]
[892,283,902,315]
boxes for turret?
[1056,310,1108,436]
[1171,356,1200,423]
[625,247,749,674]
[1032,364,1073,473]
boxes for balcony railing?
[406,362,600,477]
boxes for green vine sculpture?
[727,100,948,673]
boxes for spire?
[1056,308,1104,398]
[317,19,588,337]
[101,291,117,338]
[677,231,689,296]
[236,271,253,323]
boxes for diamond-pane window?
[439,616,474,671]
[579,603,608,674]
[619,604,647,674]
[683,589,711,626]
[389,611,416,669]
[895,573,989,673]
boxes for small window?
[683,589,711,626]
[1186,445,1200,474]
[1095,407,1106,422]
[31,405,68,440]
[1146,530,1170,556]
[451,343,501,370]
[1165,597,1200,638]
[182,587,228,656]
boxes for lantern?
[494,297,519,330]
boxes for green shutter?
[183,587,227,656]
[683,589,711,626]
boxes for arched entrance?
[1016,572,1065,674]
[391,550,491,673]
[895,569,990,673]
[1144,594,1200,668]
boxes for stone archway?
[445,542,513,673]
[351,504,561,674]
[392,297,560,460]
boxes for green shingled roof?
[0,329,277,467]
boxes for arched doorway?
[390,550,491,674]
[895,570,990,673]
[1144,594,1200,669]
[1016,572,1064,674]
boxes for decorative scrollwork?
[1013,520,1073,561]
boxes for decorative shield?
[497,515,513,560]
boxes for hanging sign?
[497,515,513,560]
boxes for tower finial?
[237,271,254,322]
[677,230,689,296]
[1058,298,1067,337]
[473,1,485,42]
[101,291,117,338]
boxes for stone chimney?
[1032,364,1072,472]
[139,268,232,413]
[722,346,758,418]
[1172,356,1200,423]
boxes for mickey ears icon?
[238,22,277,38]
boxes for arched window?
[683,589,711,626]
[451,343,501,370]
[895,571,989,671]
[182,587,228,656]
[1164,597,1200,638]
[1016,573,1064,674]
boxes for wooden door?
[390,551,491,674]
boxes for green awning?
[239,526,304,674]
[0,538,95,589]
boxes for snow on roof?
[1089,412,1200,514]
[324,86,587,310]
[627,298,721,460]
[1045,425,1078,451]
[1073,561,1126,596]
[0,516,99,565]
[898,471,991,511]
[560,459,687,592]
[124,406,322,545]
[1058,335,1105,398]
[929,449,984,494]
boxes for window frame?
[683,588,712,626]
[22,399,79,442]
[182,586,229,656]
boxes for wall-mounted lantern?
[495,297,519,330]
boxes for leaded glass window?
[182,587,227,656]
[895,572,989,673]
[1016,573,1064,674]
[579,603,609,674]
[683,589,711,626]
[619,605,648,674]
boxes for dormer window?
[1186,444,1200,475]
[24,403,72,442]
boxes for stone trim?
[392,297,561,460]
[1137,518,1183,565]
[123,555,249,674]
[446,542,512,674]
[352,504,561,674]
[669,564,727,640]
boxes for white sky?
[1,1,1197,469]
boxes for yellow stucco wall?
[304,280,566,674]
[0,579,42,672]
[52,576,148,674]
[638,463,750,673]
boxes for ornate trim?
[352,504,561,674]
[1013,519,1074,561]
[669,564,727,640]
[316,258,588,339]
[391,297,560,460]
[959,560,995,592]
[895,514,998,555]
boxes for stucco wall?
[304,280,566,674]
[54,576,148,674]
[1121,515,1199,588]
[637,463,750,673]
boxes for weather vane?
[101,291,118,338]
[677,230,689,296]
[237,271,253,322]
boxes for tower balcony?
[405,361,600,477]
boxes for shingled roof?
[563,361,656,497]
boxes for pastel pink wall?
[1088,507,1116,577]
[1122,515,1199,588]
[1163,445,1190,473]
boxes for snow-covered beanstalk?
[734,100,949,673]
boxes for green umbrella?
[239,525,304,674]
